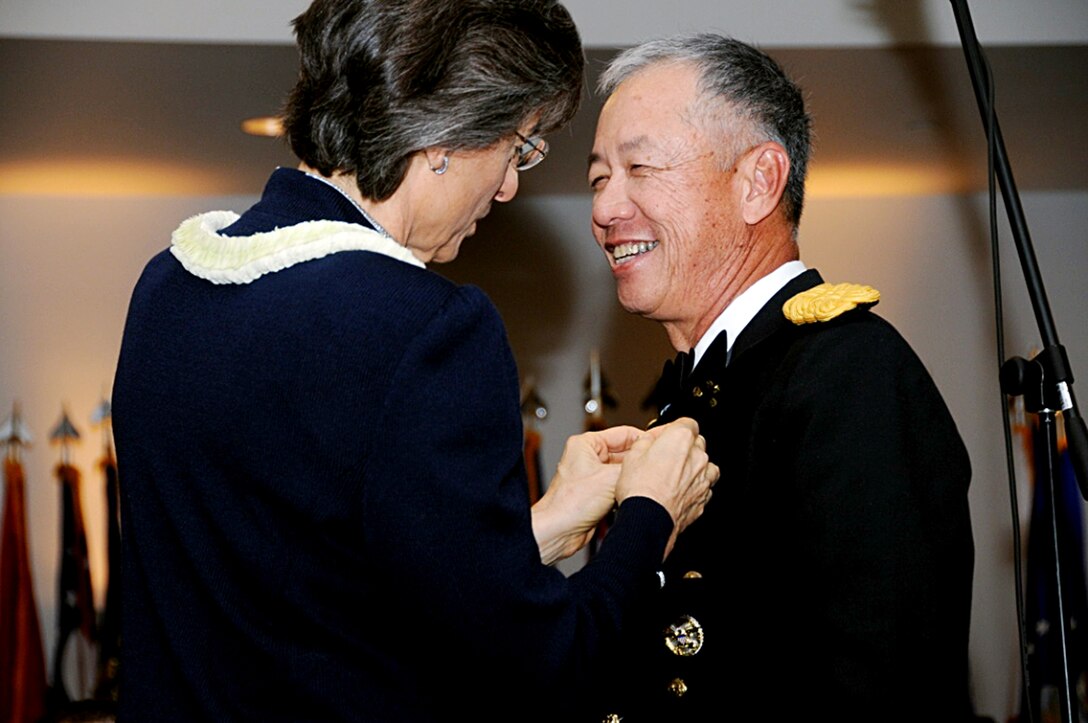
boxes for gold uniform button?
[602,715,623,723]
[668,678,689,698]
[692,387,704,398]
[682,570,703,579]
[664,614,705,657]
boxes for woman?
[112,1,715,721]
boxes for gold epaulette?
[782,282,880,325]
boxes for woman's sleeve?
[360,285,672,697]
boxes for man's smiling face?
[589,61,748,339]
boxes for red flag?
[523,426,544,505]
[0,456,48,723]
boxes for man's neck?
[689,259,807,367]
[662,230,799,352]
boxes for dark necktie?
[648,350,693,417]
[648,331,729,418]
[672,350,694,387]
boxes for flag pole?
[91,396,121,704]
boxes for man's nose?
[591,179,635,228]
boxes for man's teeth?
[612,241,659,262]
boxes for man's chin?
[615,287,652,317]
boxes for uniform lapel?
[654,269,824,424]
[727,269,824,368]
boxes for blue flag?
[1021,421,1088,722]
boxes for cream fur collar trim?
[170,211,424,285]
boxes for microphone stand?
[948,1,1088,721]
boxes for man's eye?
[589,175,607,190]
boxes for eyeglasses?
[514,133,548,171]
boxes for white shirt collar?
[691,260,808,368]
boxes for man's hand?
[616,418,718,558]
[532,425,644,565]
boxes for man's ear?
[740,142,790,226]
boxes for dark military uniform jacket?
[590,269,975,722]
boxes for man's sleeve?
[769,316,973,714]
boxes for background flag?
[583,350,616,558]
[49,410,97,707]
[1019,415,1088,723]
[93,399,121,702]
[0,406,48,723]
[520,381,548,505]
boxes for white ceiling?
[2,0,1087,47]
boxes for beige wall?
[1,0,1085,716]
[2,187,1085,718]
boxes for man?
[585,34,974,721]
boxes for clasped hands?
[532,418,719,565]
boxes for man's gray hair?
[599,34,811,228]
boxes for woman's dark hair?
[283,0,584,200]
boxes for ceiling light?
[241,116,284,138]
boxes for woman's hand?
[615,418,718,558]
[532,425,644,564]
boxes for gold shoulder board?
[783,282,880,325]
